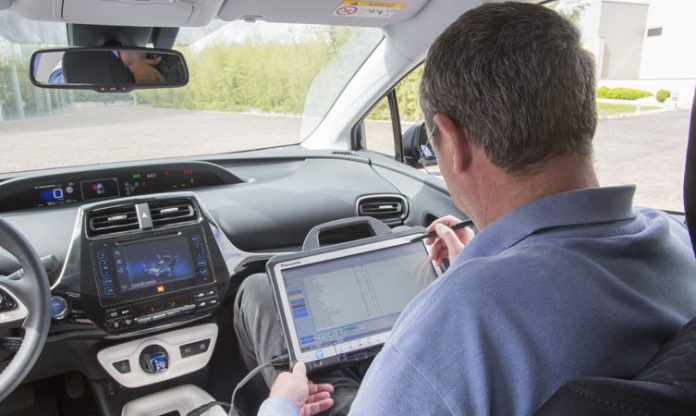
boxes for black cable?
[185,354,290,416]
[187,401,230,416]
[227,354,291,416]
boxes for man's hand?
[269,362,335,416]
[127,56,166,84]
[425,215,475,267]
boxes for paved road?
[0,106,691,212]
[0,106,303,171]
[593,110,690,212]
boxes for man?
[235,2,696,415]
[51,50,165,85]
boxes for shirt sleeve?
[257,396,299,416]
[348,344,453,415]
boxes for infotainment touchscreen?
[268,234,439,372]
[114,237,196,292]
[91,228,214,305]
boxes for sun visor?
[218,0,430,27]
[60,0,224,27]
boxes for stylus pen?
[410,219,475,242]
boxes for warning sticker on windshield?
[332,1,405,19]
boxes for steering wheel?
[0,218,51,403]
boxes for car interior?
[0,0,695,415]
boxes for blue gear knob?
[139,345,169,373]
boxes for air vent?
[87,204,139,237]
[356,194,408,225]
[148,198,198,228]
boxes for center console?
[121,384,226,416]
[52,193,230,335]
[97,323,219,388]
[90,225,220,332]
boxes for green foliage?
[366,65,424,122]
[1,29,424,124]
[396,65,423,122]
[596,86,653,100]
[0,57,72,119]
[656,89,671,103]
[596,102,660,115]
[367,96,390,121]
[135,35,350,115]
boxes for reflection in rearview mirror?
[30,47,188,92]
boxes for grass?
[597,102,661,116]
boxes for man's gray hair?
[420,2,596,174]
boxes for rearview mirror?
[30,47,188,92]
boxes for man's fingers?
[435,223,459,244]
[428,240,445,263]
[307,382,334,395]
[302,398,335,416]
[292,361,307,378]
[306,391,331,403]
[434,223,465,263]
[460,226,476,245]
[426,215,463,234]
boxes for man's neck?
[468,155,599,230]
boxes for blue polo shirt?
[259,186,696,415]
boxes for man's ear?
[433,114,472,174]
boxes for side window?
[362,96,396,158]
[358,65,439,174]
[396,65,424,126]
[546,1,694,212]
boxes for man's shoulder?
[435,245,569,297]
[390,251,551,336]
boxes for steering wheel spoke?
[0,285,28,330]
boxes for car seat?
[535,89,696,415]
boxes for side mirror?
[402,122,437,168]
[30,47,188,92]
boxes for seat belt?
[683,87,696,257]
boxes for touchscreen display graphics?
[281,241,436,353]
[114,237,196,292]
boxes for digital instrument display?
[280,241,436,353]
[0,164,231,212]
[81,178,120,201]
[122,169,199,197]
[34,182,79,207]
[114,237,196,293]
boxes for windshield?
[0,11,383,174]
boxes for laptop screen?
[279,240,437,354]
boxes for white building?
[559,0,696,106]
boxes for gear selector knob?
[139,345,169,374]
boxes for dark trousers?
[233,273,361,415]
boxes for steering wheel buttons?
[0,289,18,312]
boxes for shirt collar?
[454,185,637,264]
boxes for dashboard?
[0,148,461,338]
[0,161,241,212]
[0,147,466,413]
